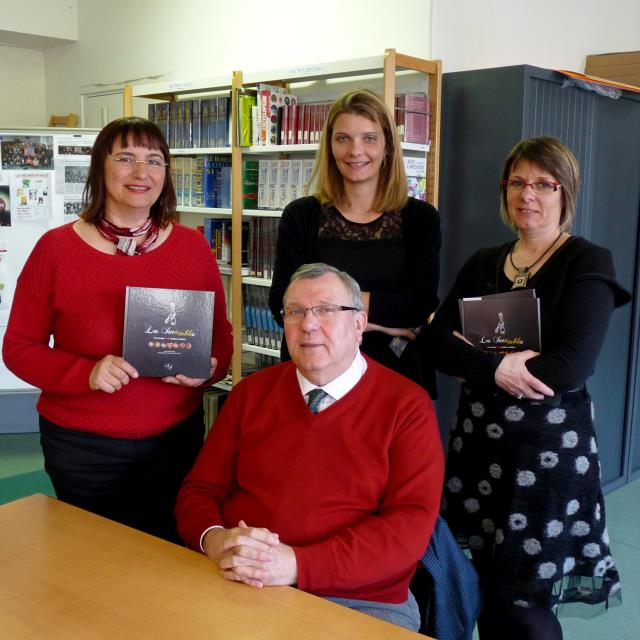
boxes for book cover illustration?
[459,290,541,355]
[123,286,214,378]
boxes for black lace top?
[269,196,441,392]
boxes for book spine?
[183,99,192,149]
[267,159,279,210]
[289,159,302,202]
[277,159,290,210]
[301,158,314,195]
[296,104,305,144]
[242,160,259,210]
[258,160,269,209]
[192,99,201,148]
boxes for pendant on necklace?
[512,268,530,289]
[117,236,137,256]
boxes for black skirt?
[441,385,622,615]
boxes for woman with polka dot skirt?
[426,137,630,639]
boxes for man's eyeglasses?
[501,179,561,194]
[109,155,168,170]
[280,305,360,323]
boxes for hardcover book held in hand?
[459,289,541,355]
[123,286,214,378]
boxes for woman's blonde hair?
[309,89,407,212]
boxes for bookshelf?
[127,49,442,384]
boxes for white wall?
[0,45,46,126]
[431,0,640,73]
[44,0,432,121]
[0,0,77,42]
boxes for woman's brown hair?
[81,117,176,227]
[499,136,580,232]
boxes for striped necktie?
[307,388,328,414]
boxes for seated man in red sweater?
[176,262,444,632]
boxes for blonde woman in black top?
[269,89,441,394]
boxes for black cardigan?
[426,235,630,392]
[268,196,441,394]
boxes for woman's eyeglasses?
[108,155,168,170]
[501,179,561,194]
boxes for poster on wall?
[63,195,84,222]
[0,248,9,311]
[56,164,89,195]
[54,134,96,195]
[10,172,52,222]
[54,134,94,160]
[0,135,54,170]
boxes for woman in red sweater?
[3,117,232,542]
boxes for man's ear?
[355,311,367,336]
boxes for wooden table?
[0,494,428,639]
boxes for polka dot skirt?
[441,386,621,613]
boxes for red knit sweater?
[176,357,444,603]
[2,222,232,438]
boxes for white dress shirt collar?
[296,351,367,402]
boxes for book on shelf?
[216,96,231,148]
[200,98,211,148]
[404,156,427,201]
[191,99,201,148]
[202,217,249,269]
[147,96,232,150]
[232,86,331,148]
[256,83,297,146]
[395,93,430,144]
[123,286,214,378]
[246,217,278,279]
[242,160,259,210]
[257,160,269,209]
[459,289,541,355]
[254,158,313,210]
[236,88,257,147]
[242,283,283,351]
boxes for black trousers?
[39,409,204,544]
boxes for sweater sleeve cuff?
[292,544,332,592]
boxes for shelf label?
[168,80,195,90]
[286,64,326,77]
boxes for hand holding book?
[162,356,217,388]
[458,289,552,400]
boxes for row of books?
[170,155,231,209]
[247,217,278,279]
[148,97,231,149]
[176,154,425,213]
[172,157,260,210]
[148,90,430,150]
[257,159,314,210]
[243,284,284,350]
[199,216,277,280]
[236,83,333,147]
[395,93,431,145]
[241,352,280,378]
[254,156,427,210]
